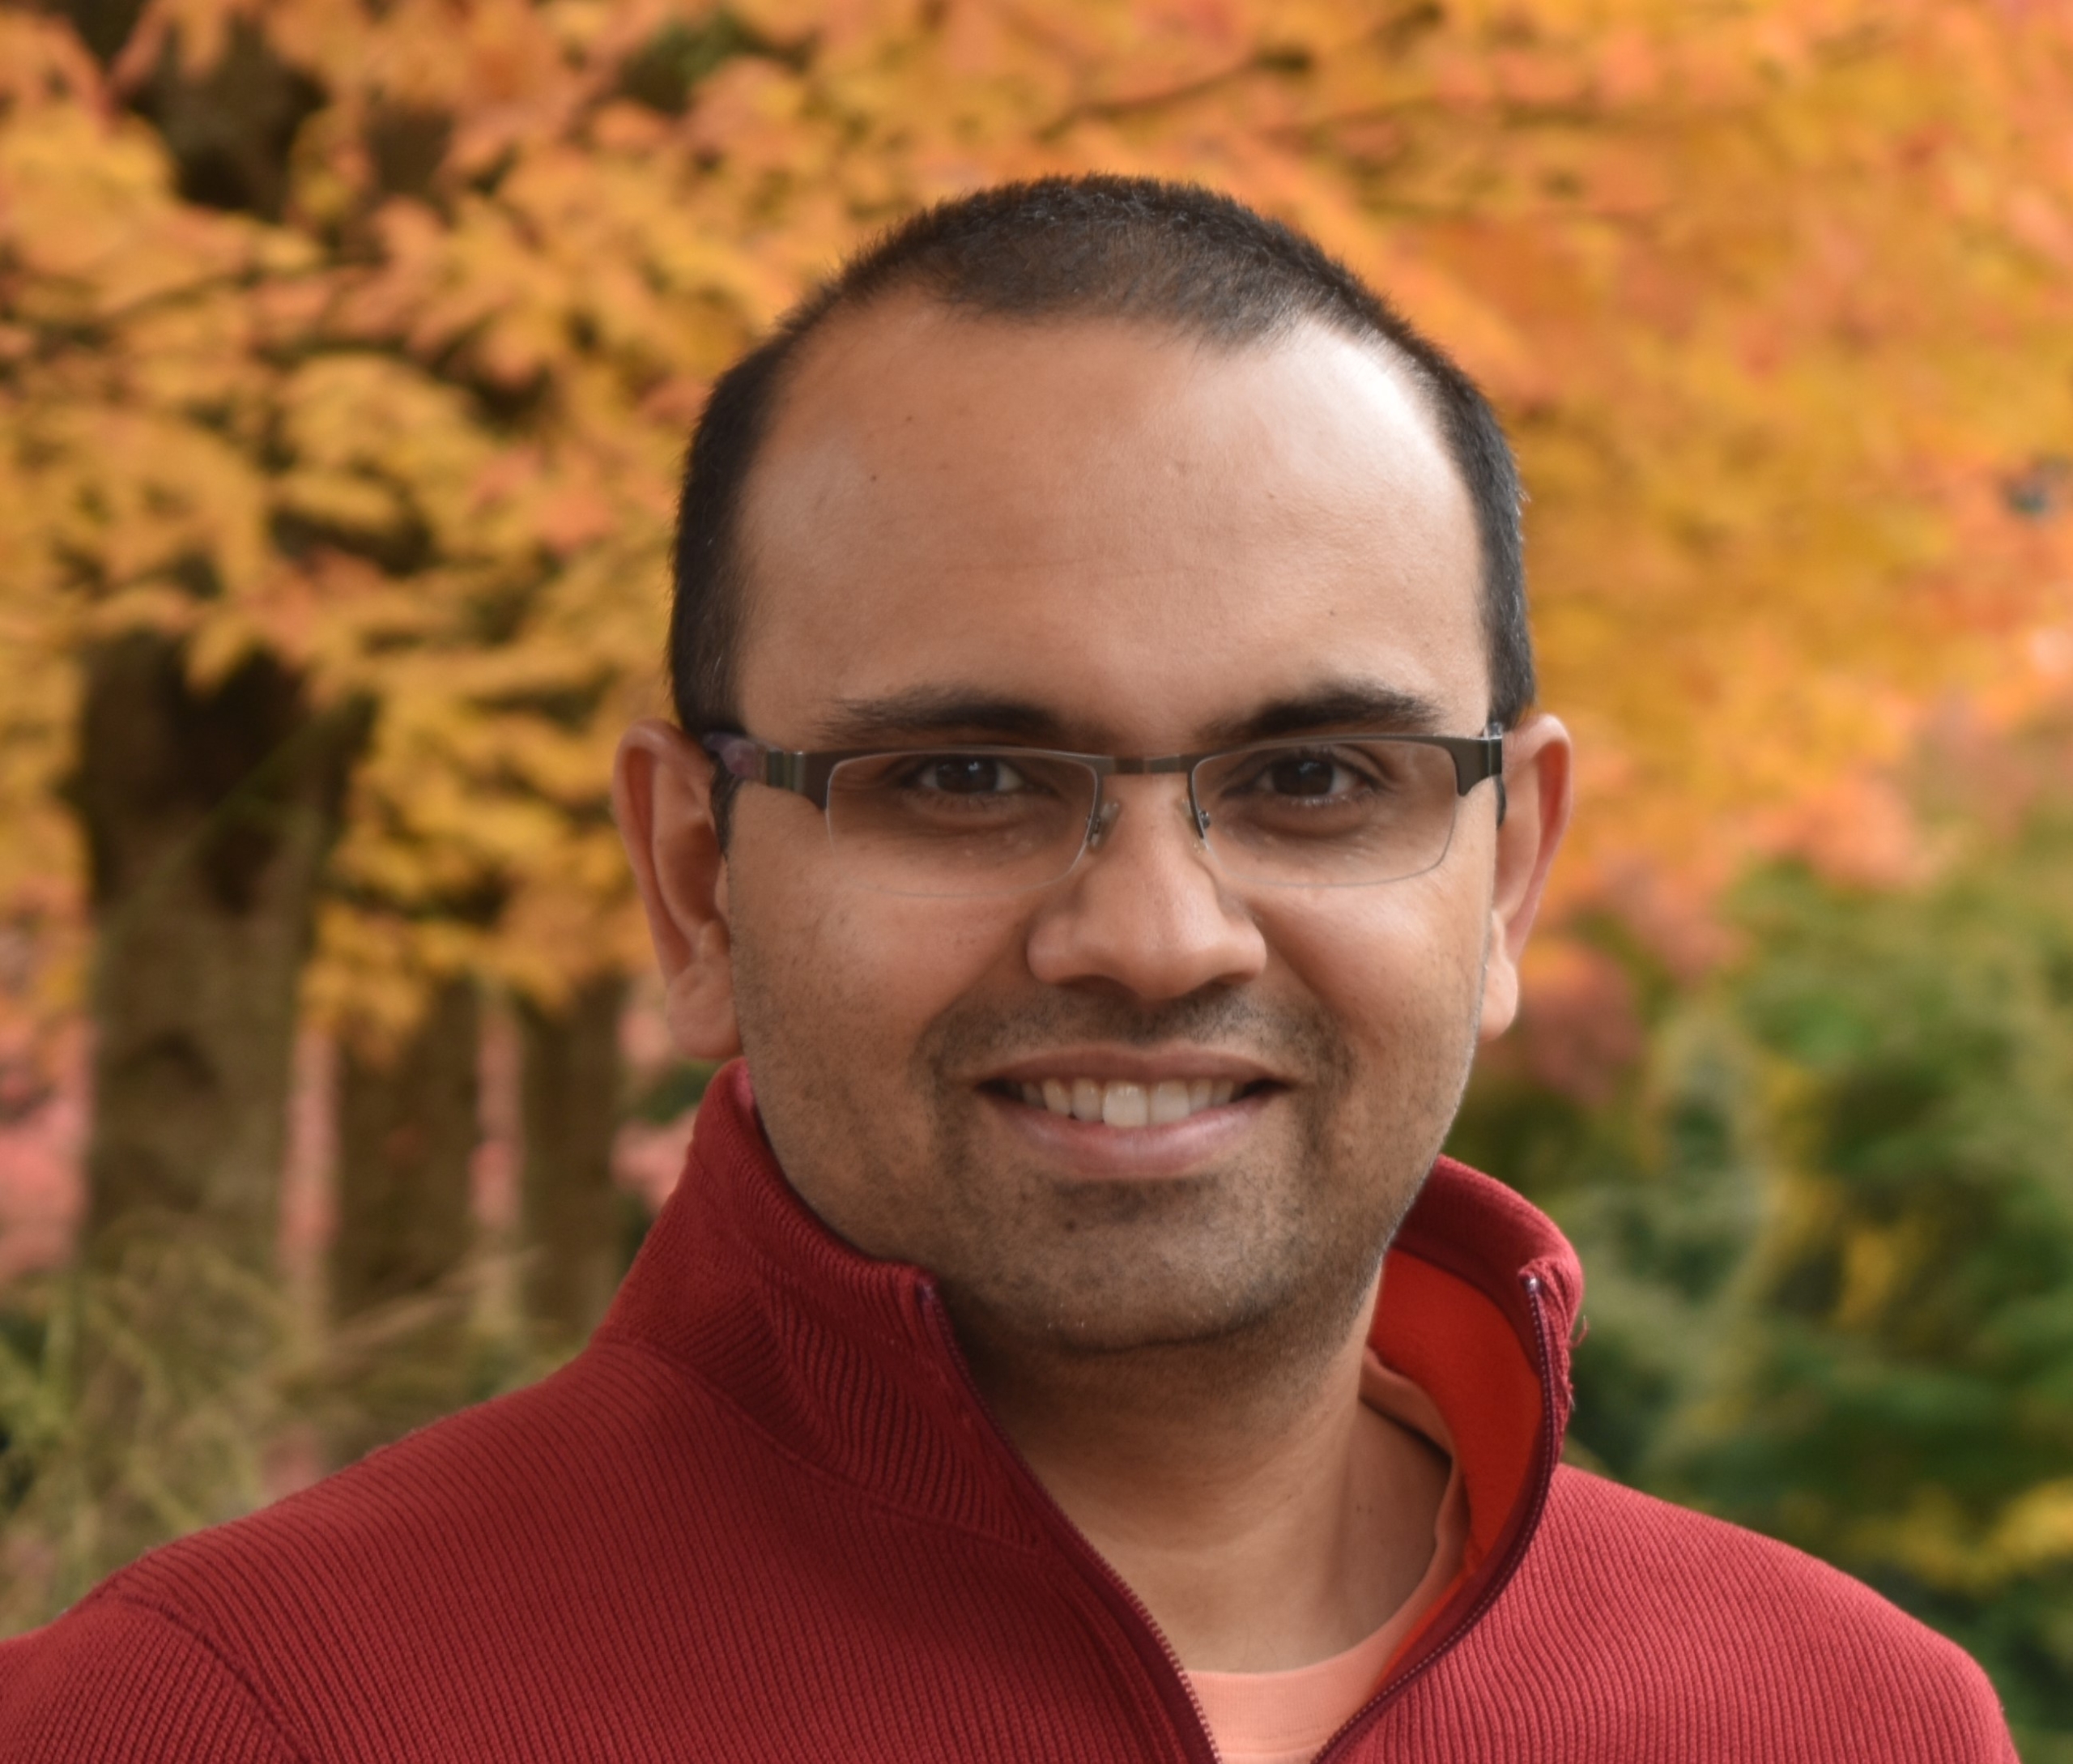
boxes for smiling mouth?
[984,1076,1276,1128]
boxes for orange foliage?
[2,0,2072,1038]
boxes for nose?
[1024,777,1267,1000]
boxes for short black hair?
[670,175,1533,738]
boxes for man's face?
[702,301,1511,1362]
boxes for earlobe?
[1477,714,1573,1042]
[1479,953,1522,1041]
[613,719,743,1061]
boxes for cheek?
[730,843,1021,1065]
[1262,877,1488,1054]
[725,851,1032,1259]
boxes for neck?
[955,1273,1448,1672]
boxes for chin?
[952,1235,1339,1359]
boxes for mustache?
[917,986,1347,1080]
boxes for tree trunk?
[330,980,480,1320]
[76,632,366,1275]
[519,976,627,1344]
[325,978,481,1463]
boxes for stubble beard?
[903,986,1477,1385]
[736,936,1486,1400]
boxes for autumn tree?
[6,0,2069,1214]
[2,0,2072,1651]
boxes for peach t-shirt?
[1184,1352,1470,1764]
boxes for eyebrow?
[1204,680,1456,745]
[816,678,1458,754]
[816,688,1075,748]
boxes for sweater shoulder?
[1457,1465,2015,1759]
[109,1337,706,1618]
[1536,1465,1964,1638]
[0,1592,299,1762]
[2,1341,726,1756]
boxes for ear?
[1478,713,1574,1041]
[613,719,743,1060]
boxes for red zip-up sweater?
[1,1063,2015,1761]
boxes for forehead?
[731,300,1488,748]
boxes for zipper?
[917,1269,1561,1764]
[1310,1268,1563,1761]
[915,1284,1224,1764]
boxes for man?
[1,178,2013,1761]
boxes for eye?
[1254,751,1378,801]
[1262,755,1351,799]
[909,753,1030,796]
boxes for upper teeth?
[1016,1077,1240,1127]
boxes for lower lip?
[981,1086,1276,1180]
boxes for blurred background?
[1,0,2071,1749]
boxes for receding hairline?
[726,287,1475,648]
[674,177,1531,743]
[761,280,1452,445]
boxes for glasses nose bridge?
[1081,756,1210,861]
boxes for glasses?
[701,727,1507,900]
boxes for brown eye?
[1264,756,1342,799]
[909,755,1029,795]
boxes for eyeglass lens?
[823,741,1466,898]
